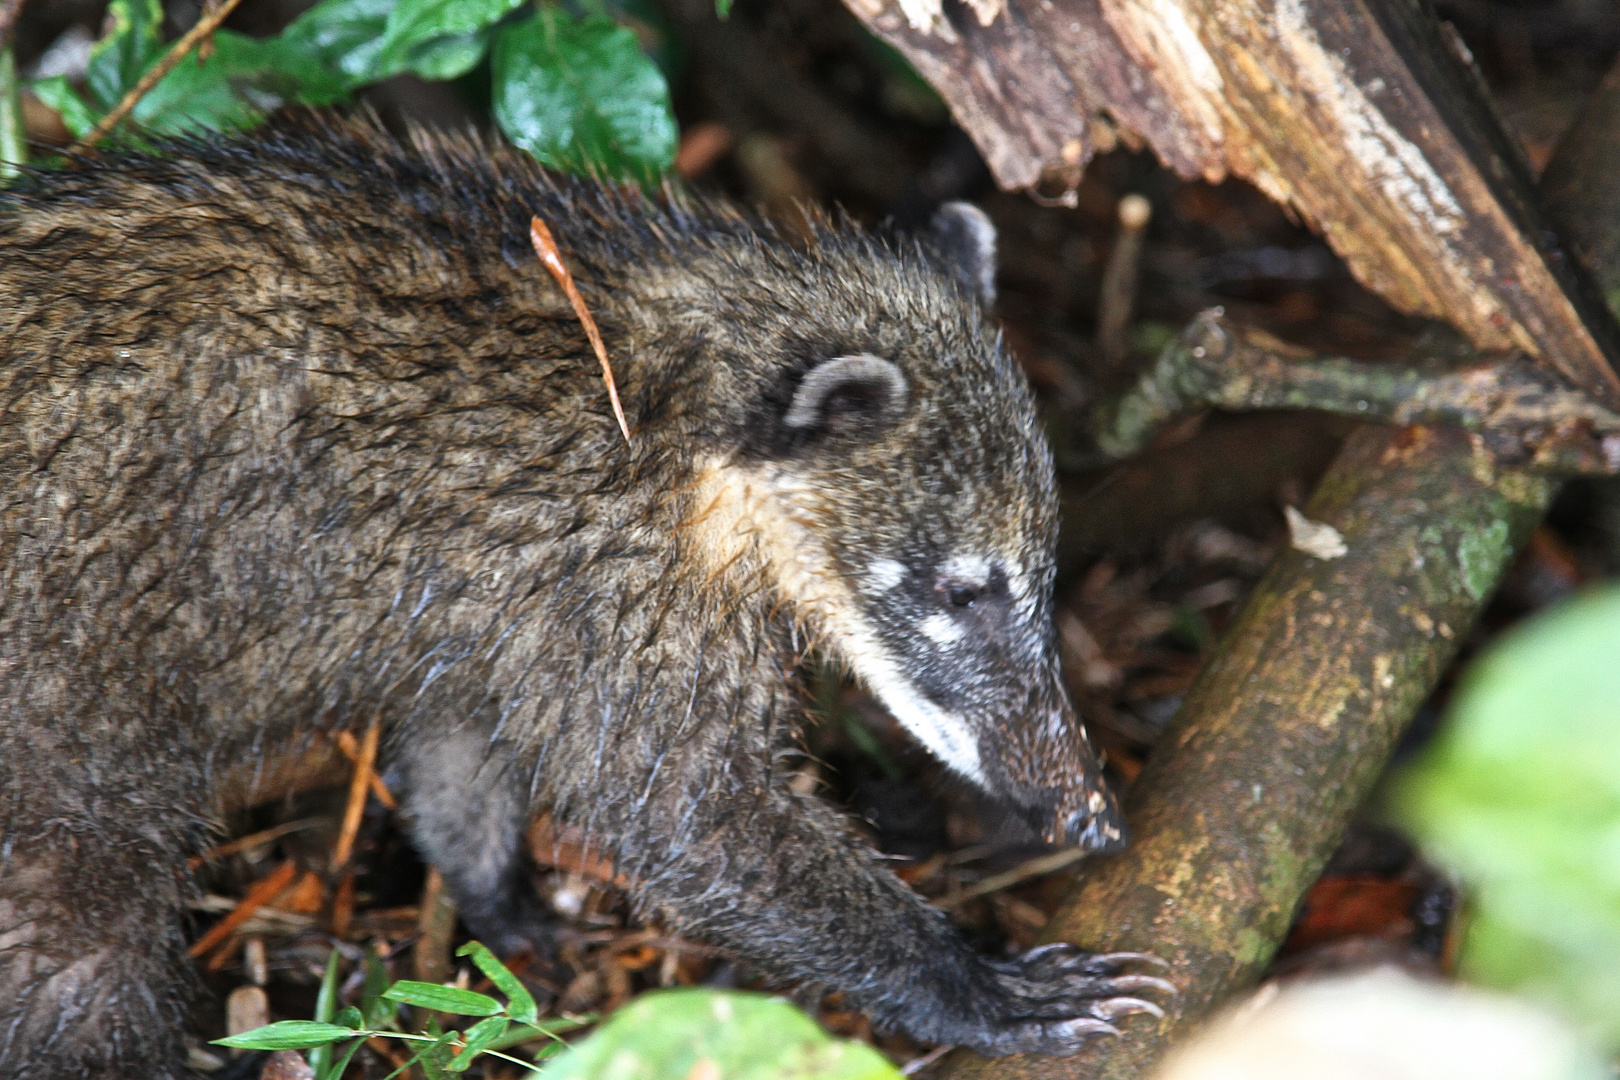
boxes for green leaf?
[446,1015,510,1072]
[715,0,734,17]
[483,1016,593,1052]
[1395,583,1620,1050]
[27,76,99,139]
[308,947,345,1077]
[212,1021,360,1051]
[320,1035,369,1080]
[350,0,524,83]
[361,948,399,1029]
[380,1030,458,1080]
[537,989,902,1080]
[128,30,344,137]
[491,7,677,183]
[277,0,392,80]
[382,982,502,1016]
[86,0,164,109]
[455,941,537,1024]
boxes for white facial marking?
[855,652,984,783]
[942,553,992,586]
[864,558,906,594]
[920,613,964,645]
[683,460,986,785]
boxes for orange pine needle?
[188,859,299,959]
[333,728,397,809]
[530,215,632,444]
[330,720,380,871]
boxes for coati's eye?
[946,584,980,607]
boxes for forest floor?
[11,0,1620,1076]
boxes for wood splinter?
[530,215,632,445]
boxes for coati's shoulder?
[1,112,990,354]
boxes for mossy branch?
[939,37,1620,1080]
[1089,310,1620,474]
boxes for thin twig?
[330,719,380,870]
[187,858,299,959]
[333,728,398,808]
[1096,193,1152,376]
[530,215,632,444]
[940,847,1088,908]
[187,818,320,870]
[1088,308,1620,473]
[68,0,249,153]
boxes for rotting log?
[953,425,1552,1080]
[938,46,1620,1080]
[840,0,1620,407]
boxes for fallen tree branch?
[1088,310,1620,474]
[842,0,1620,408]
[938,43,1620,1080]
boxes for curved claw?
[1092,996,1165,1021]
[1106,974,1180,997]
[1092,951,1170,969]
[1021,942,1080,961]
[1059,1018,1121,1040]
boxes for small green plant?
[217,940,902,1078]
[1395,583,1620,1050]
[215,941,589,1078]
[26,0,679,183]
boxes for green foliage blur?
[27,0,681,182]
[1396,583,1620,1050]
[539,989,902,1080]
[217,941,900,1079]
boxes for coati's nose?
[1049,785,1128,853]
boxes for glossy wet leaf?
[381,982,502,1016]
[213,1021,359,1050]
[456,941,537,1024]
[491,7,676,183]
[86,0,163,108]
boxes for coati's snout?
[701,233,1125,855]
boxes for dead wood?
[841,0,1620,407]
[933,31,1620,1080]
[1089,311,1620,474]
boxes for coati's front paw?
[456,883,562,962]
[961,945,1175,1056]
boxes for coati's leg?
[392,718,559,959]
[0,731,200,1079]
[555,736,1167,1057]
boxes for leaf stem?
[68,0,249,152]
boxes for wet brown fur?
[0,113,1142,1078]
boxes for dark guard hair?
[0,112,1165,1078]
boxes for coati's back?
[0,115,1161,1079]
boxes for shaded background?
[9,0,1620,1073]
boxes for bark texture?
[918,17,1620,1080]
[949,424,1552,1080]
[842,0,1620,406]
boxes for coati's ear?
[775,353,909,449]
[928,201,998,307]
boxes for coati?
[0,113,1167,1078]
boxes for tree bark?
[924,26,1620,1080]
[949,424,1552,1080]
[842,0,1620,406]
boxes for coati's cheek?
[863,558,906,594]
[850,649,986,783]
